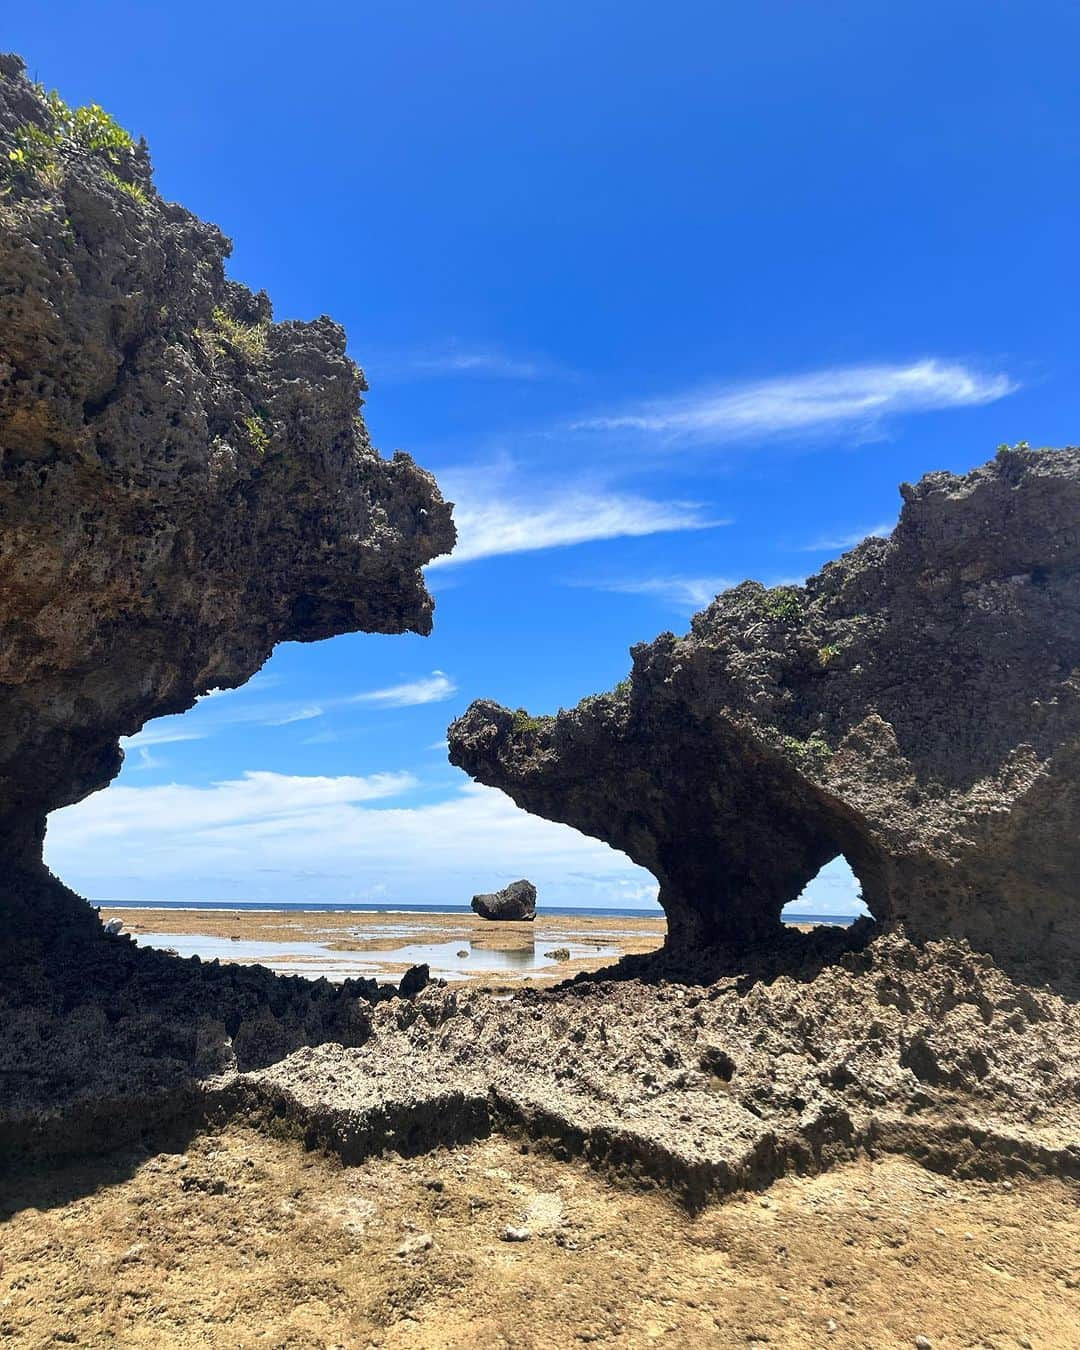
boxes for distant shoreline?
[96,898,857,925]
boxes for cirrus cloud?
[570,359,1015,443]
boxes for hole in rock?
[41,652,668,987]
[781,856,870,930]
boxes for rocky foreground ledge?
[0,55,452,1064]
[240,929,1079,1208]
[451,446,1080,964]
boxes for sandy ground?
[2,1124,1076,1348]
[99,908,668,989]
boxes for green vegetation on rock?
[242,413,271,455]
[762,585,803,623]
[511,709,549,734]
[778,729,833,769]
[5,88,138,191]
[207,307,269,364]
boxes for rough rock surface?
[472,879,537,921]
[450,447,1080,961]
[0,57,452,932]
[0,54,453,1103]
[238,929,1080,1207]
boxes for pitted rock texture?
[0,56,453,941]
[451,447,1080,961]
[243,930,1080,1205]
[472,878,537,921]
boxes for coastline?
[98,905,858,990]
[99,905,670,989]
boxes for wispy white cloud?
[122,672,457,758]
[46,777,660,910]
[573,574,735,609]
[373,341,563,383]
[265,705,325,726]
[348,671,457,708]
[798,521,894,552]
[431,460,726,568]
[301,728,340,746]
[570,360,1015,443]
[412,350,547,380]
[122,727,208,749]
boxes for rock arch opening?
[781,855,871,929]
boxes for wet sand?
[99,907,667,989]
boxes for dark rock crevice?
[450,447,1080,963]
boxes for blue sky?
[25,1,1079,912]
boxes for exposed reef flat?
[5,926,1077,1198]
[99,906,667,988]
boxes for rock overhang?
[0,55,454,919]
[450,445,1080,963]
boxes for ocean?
[99,899,856,925]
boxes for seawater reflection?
[130,931,617,983]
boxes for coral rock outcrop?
[0,55,454,945]
[472,879,537,921]
[450,447,1080,962]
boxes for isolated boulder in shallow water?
[472,880,537,921]
[450,446,1080,963]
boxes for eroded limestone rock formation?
[0,57,453,941]
[451,447,1080,961]
[472,879,537,921]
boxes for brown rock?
[0,57,454,945]
[450,447,1080,961]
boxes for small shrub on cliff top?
[60,100,135,157]
[817,642,842,667]
[6,89,138,190]
[511,709,548,734]
[6,123,60,182]
[762,585,803,623]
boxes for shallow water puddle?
[130,931,617,982]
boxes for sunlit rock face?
[0,55,454,929]
[451,446,1080,962]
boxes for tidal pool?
[130,931,617,983]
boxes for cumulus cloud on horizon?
[46,769,870,916]
[45,774,659,910]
